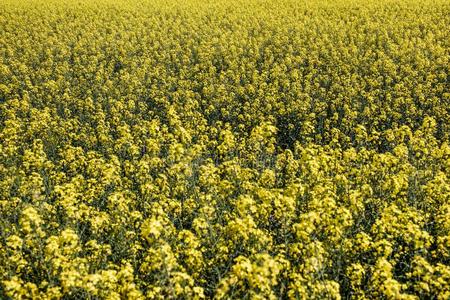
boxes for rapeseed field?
[1,0,449,298]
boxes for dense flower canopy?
[0,0,449,298]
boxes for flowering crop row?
[1,0,449,298]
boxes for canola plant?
[0,0,449,298]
